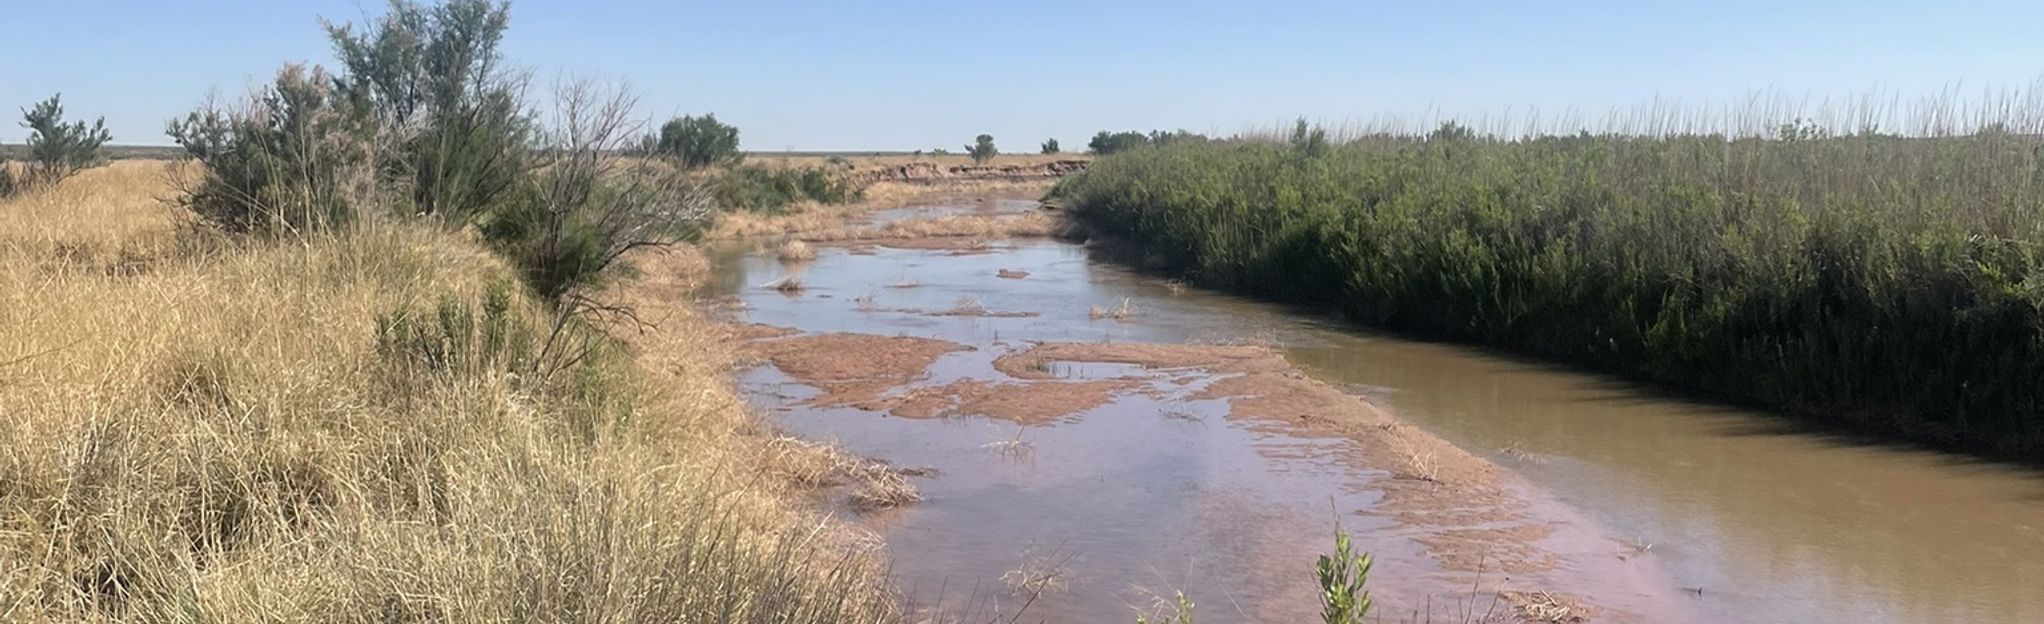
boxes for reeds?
[1057,91,2044,459]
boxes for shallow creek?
[700,207,2044,623]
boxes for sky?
[4,0,2042,150]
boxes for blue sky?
[4,0,2041,150]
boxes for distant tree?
[1290,118,1329,157]
[1087,130,1150,155]
[1775,118,1828,142]
[966,134,997,164]
[1040,138,1060,154]
[1425,120,1476,143]
[929,148,951,156]
[1147,129,1207,147]
[3,94,111,194]
[656,113,743,169]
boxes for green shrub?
[1089,130,1149,154]
[326,0,532,222]
[1041,138,1061,154]
[480,82,713,302]
[656,114,743,169]
[2,94,112,195]
[1087,129,1209,155]
[167,66,375,234]
[712,164,865,214]
[967,134,997,164]
[1058,128,2044,459]
[1315,528,1372,623]
[374,280,533,378]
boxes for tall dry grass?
[0,163,895,622]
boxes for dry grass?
[999,547,1075,596]
[1089,298,1139,321]
[847,467,923,512]
[0,165,895,622]
[778,238,817,263]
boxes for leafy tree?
[1040,138,1060,154]
[1425,120,1476,143]
[1148,129,1207,147]
[656,113,742,169]
[325,0,531,222]
[966,134,997,164]
[1290,118,1329,158]
[1087,130,1149,155]
[2,95,111,194]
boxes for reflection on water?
[705,236,2044,624]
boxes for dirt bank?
[856,159,1087,184]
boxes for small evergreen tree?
[1290,118,1329,158]
[1040,138,1060,154]
[656,113,743,169]
[3,95,111,194]
[966,134,997,164]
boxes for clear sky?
[4,0,2041,150]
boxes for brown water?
[703,213,2044,623]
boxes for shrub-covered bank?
[1053,129,2044,459]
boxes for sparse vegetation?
[1057,110,2044,459]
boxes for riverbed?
[700,203,2044,623]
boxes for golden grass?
[777,238,817,263]
[0,165,895,622]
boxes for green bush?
[967,134,997,164]
[2,94,112,195]
[1057,128,2044,459]
[480,82,713,302]
[1089,130,1148,154]
[655,114,743,169]
[326,0,531,222]
[1041,138,1061,154]
[712,164,865,214]
[1087,129,1209,155]
[167,66,375,234]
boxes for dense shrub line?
[1055,128,2044,459]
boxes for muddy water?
[704,217,2044,623]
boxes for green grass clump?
[1056,124,2044,459]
